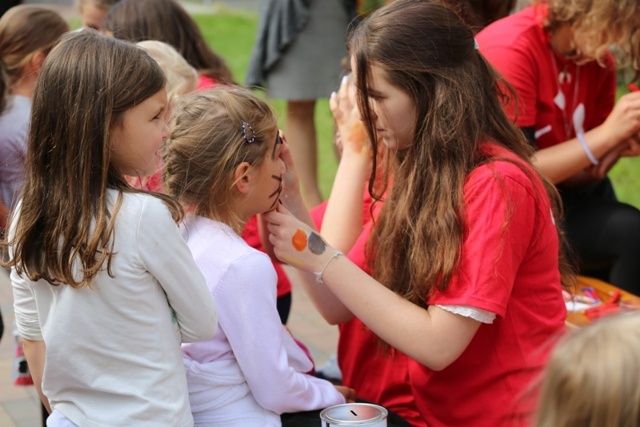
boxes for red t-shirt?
[476,4,615,149]
[196,75,219,91]
[409,144,567,426]
[310,197,425,427]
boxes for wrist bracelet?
[314,250,344,284]
[576,132,599,165]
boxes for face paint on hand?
[292,229,308,251]
[291,229,327,254]
[308,232,326,255]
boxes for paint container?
[320,403,388,426]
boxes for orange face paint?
[292,229,308,251]
[347,121,367,153]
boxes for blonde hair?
[537,0,640,71]
[535,313,640,427]
[137,40,198,101]
[164,87,277,232]
[0,5,68,112]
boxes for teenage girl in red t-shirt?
[265,1,571,426]
[477,0,640,294]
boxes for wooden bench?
[565,276,640,328]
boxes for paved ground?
[1,3,339,424]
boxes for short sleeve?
[430,162,540,318]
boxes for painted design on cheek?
[308,232,326,255]
[268,175,283,209]
[292,229,308,251]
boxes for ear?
[233,162,253,194]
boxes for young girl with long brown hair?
[164,87,353,426]
[3,31,217,426]
[265,1,571,425]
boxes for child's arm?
[216,253,347,412]
[266,208,481,370]
[138,198,217,342]
[264,167,539,370]
[11,258,51,411]
[321,75,372,253]
[22,338,51,413]
[265,139,355,324]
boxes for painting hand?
[264,204,333,273]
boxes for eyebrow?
[366,88,384,97]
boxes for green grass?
[194,9,640,208]
[71,7,640,208]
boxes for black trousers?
[561,177,640,294]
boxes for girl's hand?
[334,385,356,403]
[330,75,370,157]
[600,91,640,145]
[586,134,640,180]
[264,204,334,273]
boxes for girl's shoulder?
[109,190,175,226]
[182,215,270,268]
[467,144,541,195]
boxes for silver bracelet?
[314,250,344,284]
[576,132,599,165]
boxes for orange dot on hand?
[292,229,308,251]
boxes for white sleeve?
[8,204,43,341]
[137,198,217,343]
[216,252,345,414]
[11,266,42,341]
[436,304,496,324]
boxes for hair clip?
[241,120,256,144]
[473,38,479,50]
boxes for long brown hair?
[350,0,572,307]
[0,5,68,113]
[105,0,234,85]
[2,31,181,287]
[164,88,276,233]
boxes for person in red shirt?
[476,0,640,293]
[264,1,570,426]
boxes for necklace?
[549,49,581,140]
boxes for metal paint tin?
[320,403,388,426]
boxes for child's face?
[248,130,285,214]
[80,4,108,33]
[110,88,169,177]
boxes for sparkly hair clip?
[241,120,256,144]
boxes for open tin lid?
[320,403,388,425]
